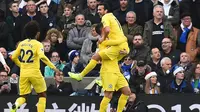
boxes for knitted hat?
[68,50,79,61]
[145,72,157,80]
[137,60,147,67]
[173,67,184,76]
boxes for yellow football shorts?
[98,42,129,61]
[19,77,47,95]
[100,72,128,91]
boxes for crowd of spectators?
[0,0,200,96]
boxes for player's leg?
[100,91,113,112]
[37,92,47,112]
[30,77,47,112]
[11,77,31,112]
[115,74,131,112]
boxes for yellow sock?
[37,97,46,112]
[15,97,26,107]
[117,94,129,112]
[99,97,111,112]
[81,59,97,77]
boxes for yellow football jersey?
[12,39,56,77]
[101,13,127,42]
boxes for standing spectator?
[175,13,200,62]
[0,9,10,49]
[157,57,173,93]
[120,55,135,81]
[131,0,153,26]
[46,28,68,61]
[167,66,193,93]
[129,33,150,61]
[36,0,59,15]
[143,5,176,50]
[67,14,90,51]
[6,1,22,46]
[175,52,195,81]
[44,51,65,77]
[0,70,18,94]
[80,24,100,66]
[47,71,74,95]
[191,63,200,94]
[82,0,101,24]
[161,37,181,66]
[144,72,161,94]
[113,0,133,25]
[63,50,84,77]
[156,0,179,26]
[180,0,200,29]
[122,11,143,45]
[20,0,48,41]
[104,0,120,12]
[148,48,161,73]
[38,1,56,31]
[129,59,151,93]
[56,4,75,39]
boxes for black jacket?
[63,62,84,77]
[47,81,74,95]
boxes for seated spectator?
[63,50,84,77]
[175,13,200,62]
[191,63,200,94]
[120,55,135,81]
[148,48,161,73]
[161,37,182,66]
[129,59,151,94]
[57,4,75,39]
[157,57,173,93]
[80,24,100,66]
[44,51,65,77]
[47,71,74,95]
[0,47,14,72]
[46,28,68,61]
[167,66,193,93]
[67,14,90,51]
[143,5,176,50]
[156,0,179,26]
[0,70,18,94]
[129,33,150,61]
[122,11,143,45]
[41,39,52,59]
[145,72,161,94]
[175,52,195,81]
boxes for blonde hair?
[45,28,63,42]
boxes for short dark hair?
[97,3,110,12]
[95,22,103,35]
[181,12,191,19]
[38,1,48,8]
[0,70,8,74]
[23,21,40,39]
[8,1,19,8]
[133,33,143,39]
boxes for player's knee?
[38,92,47,98]
[104,91,113,99]
[121,87,131,96]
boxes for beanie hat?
[68,50,79,61]
[173,67,184,76]
[145,72,157,80]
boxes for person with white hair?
[157,57,173,93]
[145,72,161,94]
[167,66,193,93]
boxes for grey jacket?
[143,19,176,47]
[67,26,90,50]
[80,33,100,66]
